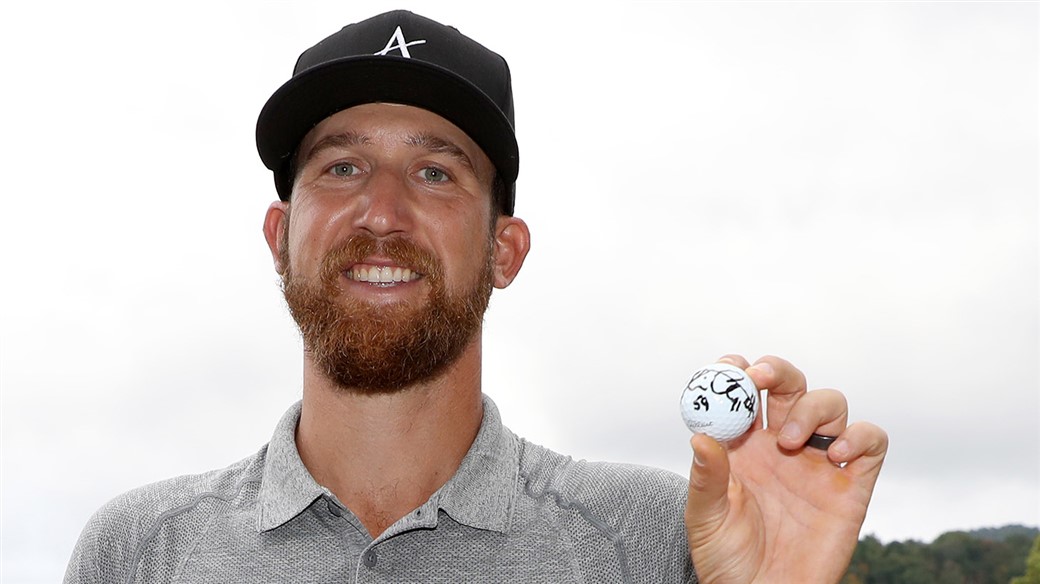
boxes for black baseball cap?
[256,10,518,215]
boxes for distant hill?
[967,524,1040,543]
[842,524,1039,584]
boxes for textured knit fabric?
[65,396,696,583]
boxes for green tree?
[843,535,885,583]
[1011,534,1040,584]
[875,540,934,584]
[840,527,1038,584]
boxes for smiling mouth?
[344,264,422,286]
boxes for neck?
[295,335,484,538]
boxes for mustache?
[318,234,442,289]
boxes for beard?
[281,230,494,394]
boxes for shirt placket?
[352,497,440,583]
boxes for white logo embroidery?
[374,26,426,58]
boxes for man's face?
[273,103,502,392]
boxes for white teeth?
[349,264,418,284]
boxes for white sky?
[2,2,1037,582]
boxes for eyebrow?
[298,130,480,179]
[404,133,476,174]
[301,131,370,166]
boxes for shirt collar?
[256,401,327,532]
[434,395,519,533]
[255,395,520,534]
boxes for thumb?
[684,433,732,540]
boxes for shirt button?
[326,500,342,517]
[362,549,378,567]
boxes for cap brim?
[256,56,518,201]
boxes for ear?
[491,216,531,289]
[263,201,289,275]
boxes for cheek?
[282,219,328,277]
[286,199,347,261]
[447,221,496,283]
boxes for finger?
[775,388,849,451]
[829,421,889,484]
[684,433,731,541]
[717,354,751,369]
[745,355,807,429]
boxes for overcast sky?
[2,2,1037,582]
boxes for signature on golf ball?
[680,363,760,442]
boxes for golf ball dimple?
[680,363,760,442]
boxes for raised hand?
[684,355,888,584]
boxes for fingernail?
[831,439,850,459]
[780,422,801,442]
[692,441,706,467]
[748,362,774,377]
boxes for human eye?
[419,166,451,183]
[329,162,359,177]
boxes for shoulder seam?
[519,470,634,584]
[125,477,262,584]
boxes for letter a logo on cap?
[375,26,426,58]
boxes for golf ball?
[680,363,760,442]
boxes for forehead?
[297,103,495,176]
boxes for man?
[65,10,887,583]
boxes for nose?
[352,168,414,237]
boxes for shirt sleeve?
[63,498,140,584]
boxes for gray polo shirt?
[65,396,695,583]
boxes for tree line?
[841,525,1039,583]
